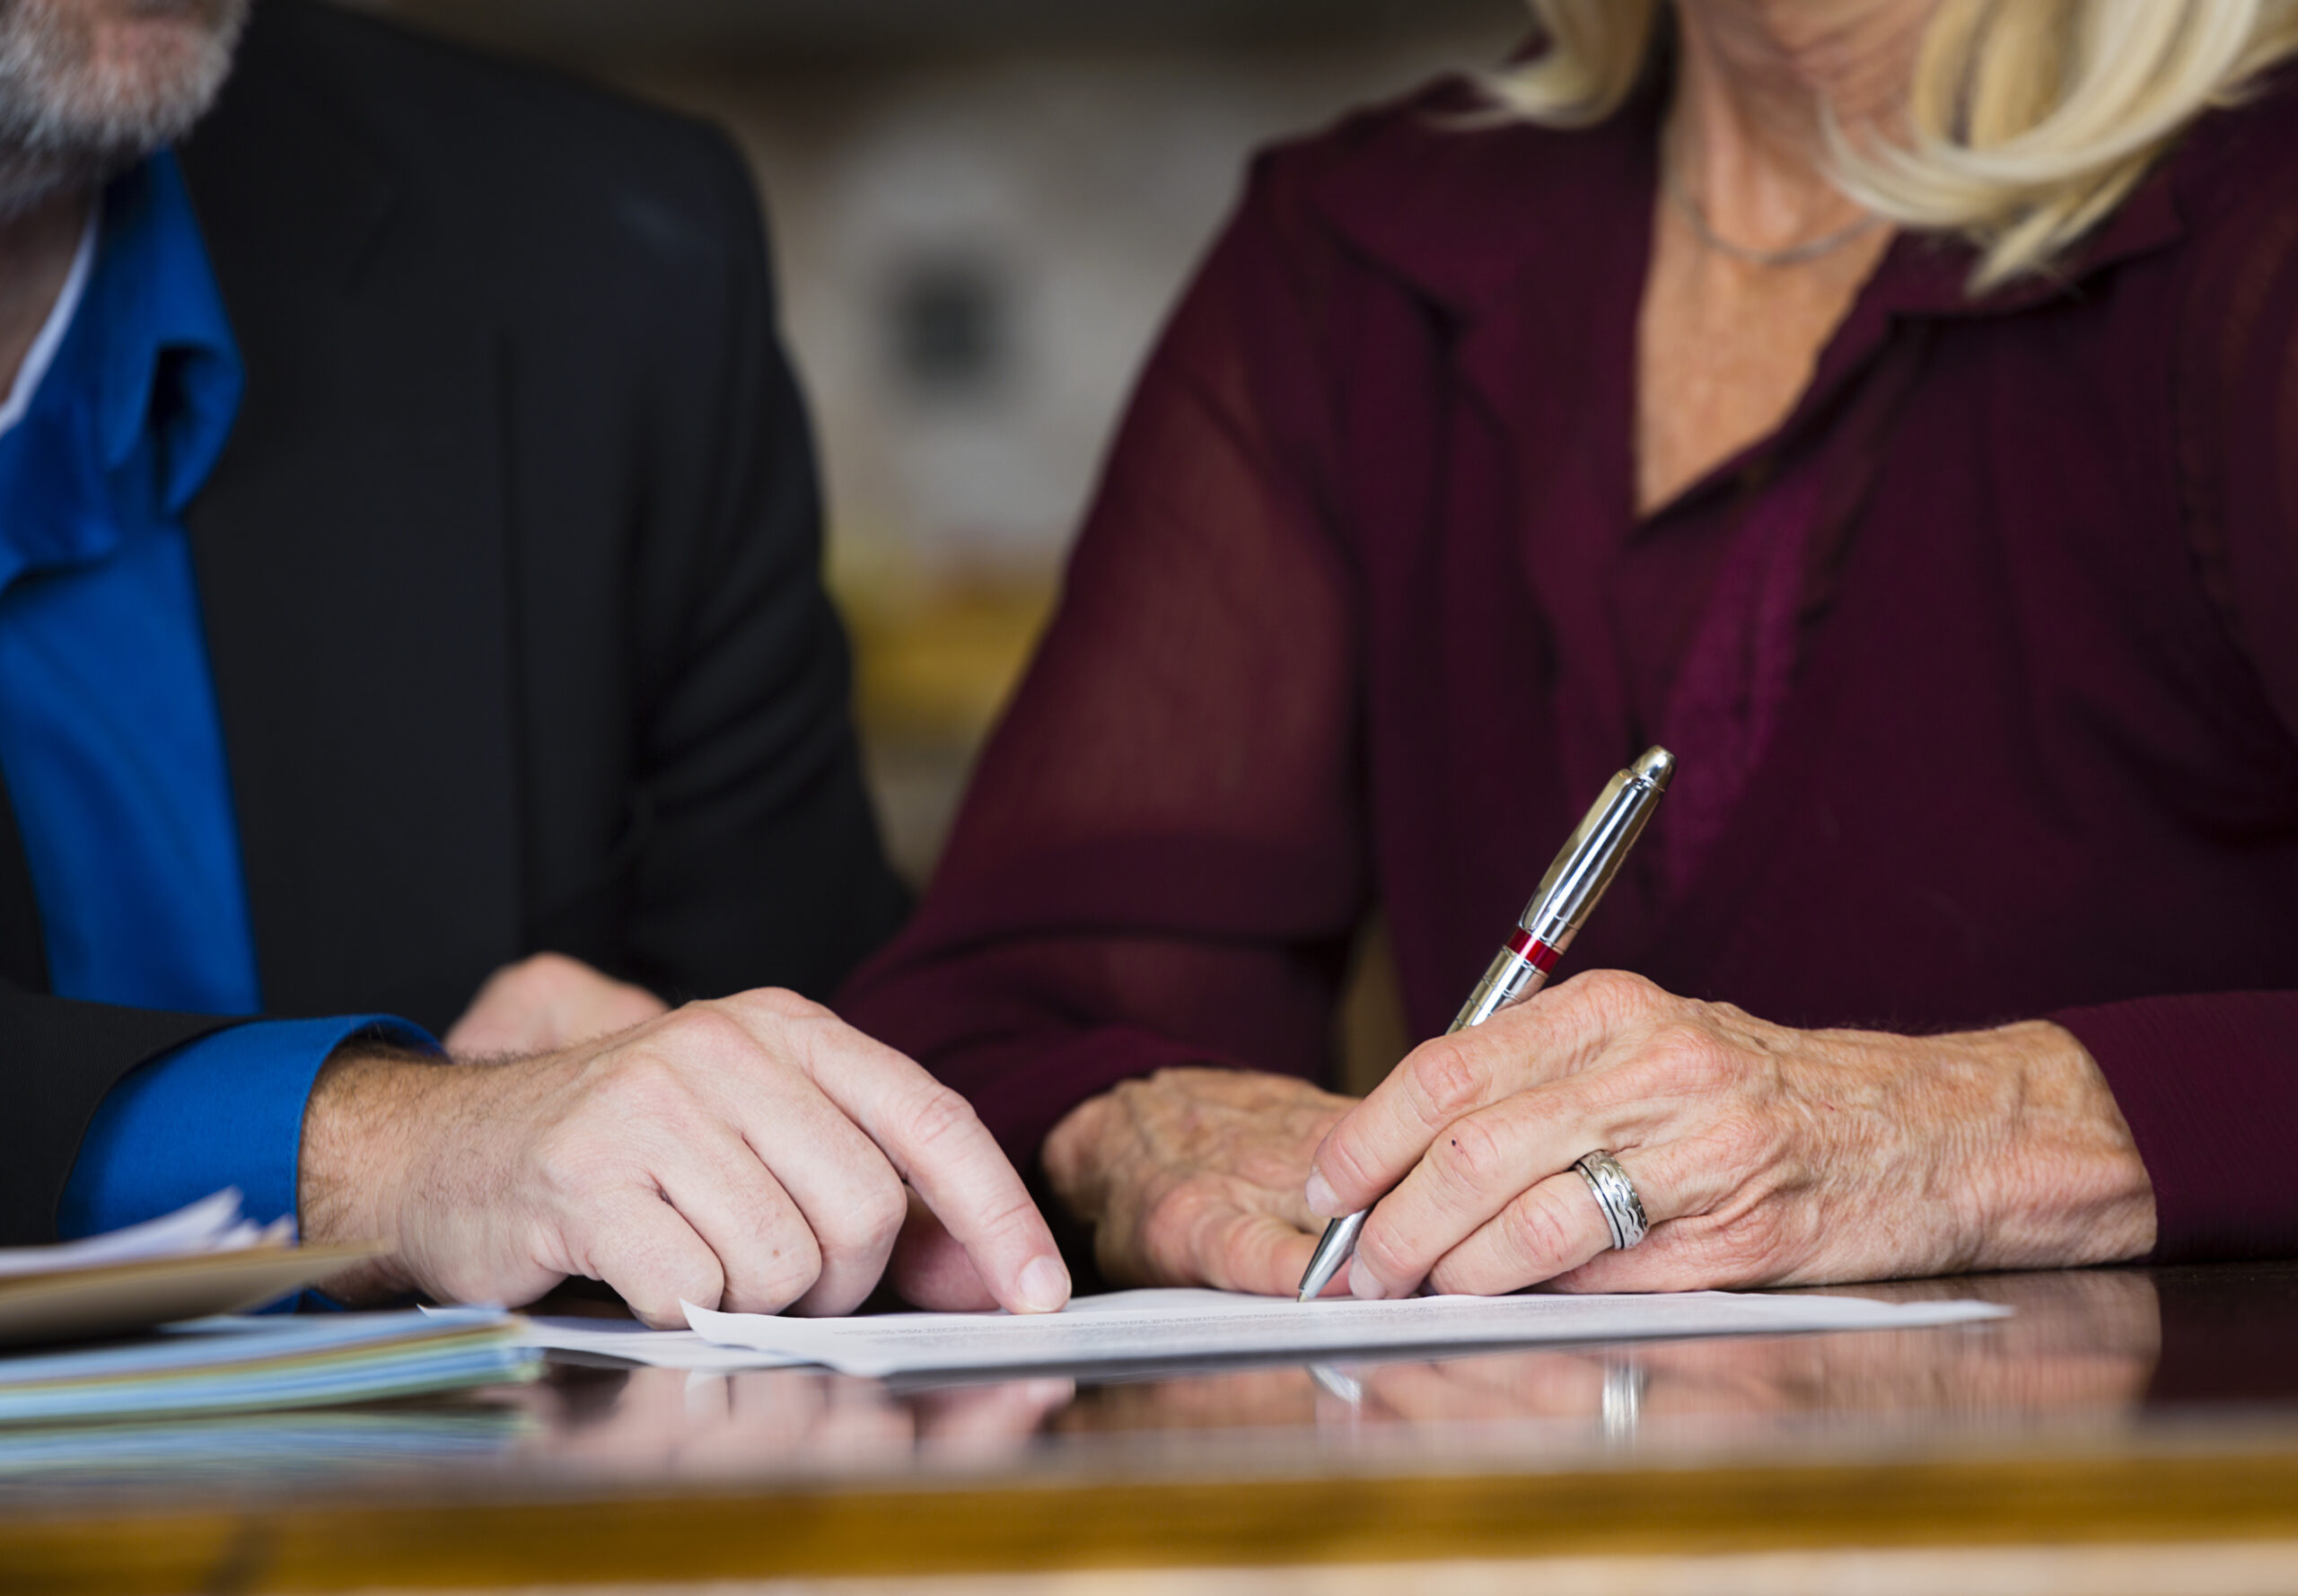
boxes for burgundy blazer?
[841,67,2298,1263]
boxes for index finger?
[1306,969,1653,1216]
[751,994,1073,1315]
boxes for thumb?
[888,1189,1001,1311]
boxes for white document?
[680,1286,2009,1378]
[514,1316,808,1372]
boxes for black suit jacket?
[0,0,910,1241]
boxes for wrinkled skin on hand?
[1043,971,2156,1302]
[1309,969,2158,1299]
[1043,1066,1359,1297]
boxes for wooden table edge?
[8,1448,2298,1593]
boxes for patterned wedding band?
[1572,1150,1651,1250]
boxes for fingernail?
[1349,1263,1387,1301]
[1017,1255,1071,1314]
[1304,1170,1339,1217]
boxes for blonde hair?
[1488,0,2298,291]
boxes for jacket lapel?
[178,24,521,1031]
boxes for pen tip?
[1633,746,1675,789]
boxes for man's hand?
[1041,1066,1357,1296]
[444,952,669,1057]
[300,988,1072,1325]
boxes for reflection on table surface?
[13,1263,2298,1502]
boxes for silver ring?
[1572,1150,1650,1250]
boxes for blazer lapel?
[179,31,522,1032]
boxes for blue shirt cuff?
[57,1015,439,1240]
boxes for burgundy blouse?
[839,70,2298,1263]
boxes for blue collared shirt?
[0,153,427,1239]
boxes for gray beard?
[0,0,250,218]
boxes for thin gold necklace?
[1664,163,1883,267]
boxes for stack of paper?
[0,1188,287,1278]
[0,1308,537,1426]
[0,1189,381,1347]
[0,1405,530,1486]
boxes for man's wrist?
[297,1040,448,1302]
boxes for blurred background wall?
[353,0,1526,895]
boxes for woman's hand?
[1308,970,2157,1299]
[1043,1066,1357,1296]
[445,952,671,1057]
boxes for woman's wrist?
[1955,1020,2156,1271]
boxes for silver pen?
[1296,745,1676,1302]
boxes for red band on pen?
[1505,928,1562,972]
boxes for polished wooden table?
[6,1264,2298,1595]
